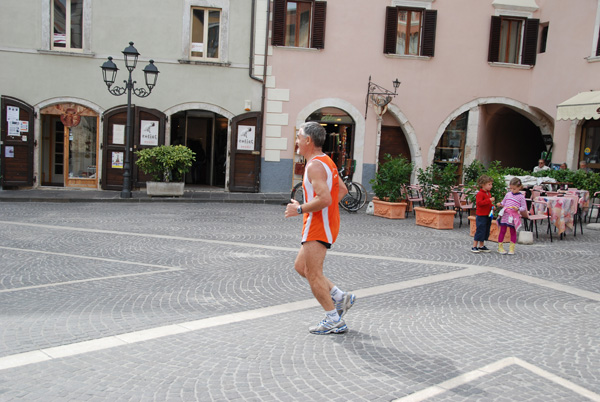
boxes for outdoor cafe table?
[534,196,576,235]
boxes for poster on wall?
[6,106,19,121]
[8,120,20,136]
[140,120,159,146]
[112,152,124,169]
[237,125,255,151]
[19,121,29,132]
[113,124,125,145]
[5,146,14,158]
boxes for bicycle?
[290,167,368,212]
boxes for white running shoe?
[308,318,348,335]
[335,293,356,318]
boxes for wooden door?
[229,112,262,192]
[133,107,165,187]
[1,96,35,187]
[101,106,128,191]
[379,125,411,166]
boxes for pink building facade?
[259,0,600,192]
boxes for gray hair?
[300,122,326,148]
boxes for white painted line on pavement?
[485,266,600,302]
[4,221,598,302]
[0,245,183,293]
[0,268,474,371]
[392,357,600,402]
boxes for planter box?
[146,181,185,197]
[414,207,456,229]
[372,198,408,219]
[468,216,510,243]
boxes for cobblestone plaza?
[0,201,598,401]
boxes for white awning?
[556,91,600,121]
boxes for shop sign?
[237,125,255,151]
[140,120,159,146]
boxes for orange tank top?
[301,154,341,244]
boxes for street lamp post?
[100,42,159,198]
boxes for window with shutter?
[522,18,539,65]
[271,0,327,49]
[383,6,437,57]
[488,15,539,66]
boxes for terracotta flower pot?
[372,198,408,219]
[468,216,510,243]
[414,207,456,229]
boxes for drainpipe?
[249,0,264,84]
[249,0,270,191]
[249,0,270,112]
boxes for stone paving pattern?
[0,201,598,401]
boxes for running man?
[285,122,356,334]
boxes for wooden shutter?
[311,1,327,49]
[1,96,35,187]
[522,18,539,65]
[421,9,437,57]
[596,30,600,56]
[272,0,285,46]
[384,7,398,54]
[488,16,501,63]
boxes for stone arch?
[429,97,555,167]
[164,102,234,120]
[296,98,365,181]
[36,97,104,115]
[164,102,234,145]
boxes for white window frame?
[41,0,92,54]
[182,0,230,63]
[190,7,222,61]
[588,0,600,62]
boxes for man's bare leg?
[294,241,335,311]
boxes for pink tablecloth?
[535,196,575,235]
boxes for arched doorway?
[40,103,99,188]
[170,110,228,188]
[306,107,356,175]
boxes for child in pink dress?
[496,177,527,255]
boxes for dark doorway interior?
[485,106,545,170]
[170,111,227,187]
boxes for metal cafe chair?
[526,197,553,242]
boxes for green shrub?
[369,154,413,202]
[417,163,457,210]
[135,145,196,182]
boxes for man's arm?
[337,175,348,203]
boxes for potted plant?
[414,163,457,229]
[369,154,413,219]
[134,145,196,197]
